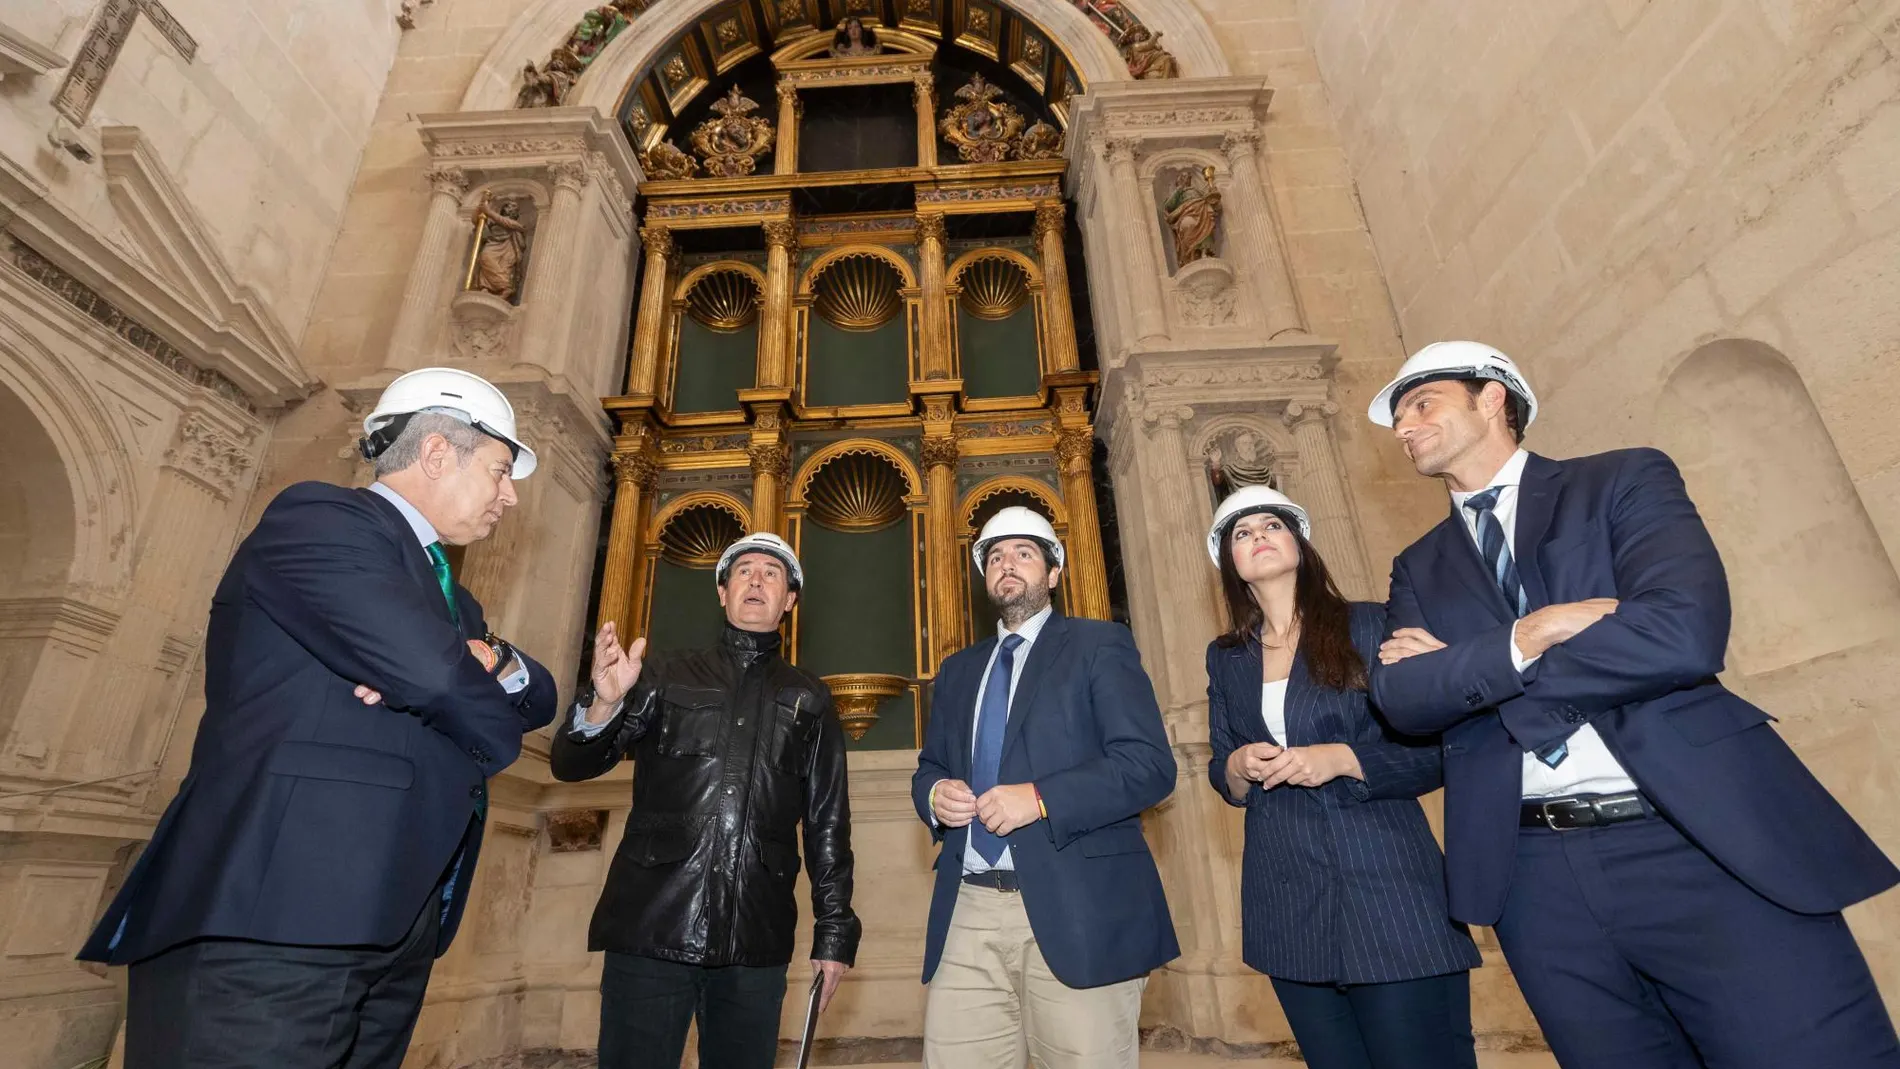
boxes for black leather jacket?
[551,624,860,967]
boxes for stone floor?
[835,1057,1558,1069]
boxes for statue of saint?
[1205,430,1276,500]
[1120,26,1180,79]
[470,194,530,302]
[1163,167,1221,269]
[830,17,881,57]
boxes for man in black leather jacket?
[552,532,859,1069]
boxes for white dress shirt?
[1261,678,1290,745]
[1448,450,1637,799]
[369,481,529,695]
[961,603,1054,875]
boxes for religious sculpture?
[1120,26,1180,79]
[1205,429,1276,501]
[642,140,699,181]
[830,17,881,57]
[690,87,777,178]
[939,74,1026,164]
[396,0,434,31]
[514,55,579,108]
[1017,120,1064,160]
[467,193,530,302]
[1163,166,1221,269]
[513,0,645,108]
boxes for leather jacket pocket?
[658,684,724,758]
[625,829,698,868]
[755,837,802,885]
[770,686,822,774]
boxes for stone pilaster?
[385,165,467,369]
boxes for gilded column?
[1221,130,1303,336]
[386,165,468,369]
[921,402,963,670]
[775,82,801,176]
[913,71,937,169]
[748,440,791,535]
[517,159,590,370]
[1056,426,1110,619]
[1103,137,1167,343]
[915,211,951,381]
[758,220,799,389]
[1283,401,1371,599]
[1033,202,1080,373]
[597,446,659,633]
[626,225,675,397]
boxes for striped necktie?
[425,542,461,629]
[1464,488,1568,769]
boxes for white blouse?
[1261,678,1289,745]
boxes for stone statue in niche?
[1017,120,1064,160]
[468,193,530,302]
[514,56,577,108]
[1164,166,1221,269]
[830,17,881,57]
[940,74,1026,163]
[1204,428,1277,501]
[1120,26,1180,79]
[690,86,777,177]
[642,140,699,181]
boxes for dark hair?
[979,536,1059,573]
[1460,379,1525,443]
[832,17,877,50]
[1213,509,1367,691]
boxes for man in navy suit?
[79,368,559,1069]
[912,506,1178,1069]
[1366,341,1900,1068]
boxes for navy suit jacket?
[1371,449,1897,925]
[79,482,558,964]
[912,613,1180,988]
[1206,602,1479,984]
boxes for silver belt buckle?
[1540,802,1563,830]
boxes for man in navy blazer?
[912,506,1178,1069]
[79,369,559,1069]
[1367,342,1900,1068]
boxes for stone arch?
[457,0,1231,113]
[1655,338,1900,674]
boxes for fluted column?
[386,165,468,369]
[748,441,791,535]
[626,225,675,397]
[758,220,798,389]
[913,72,937,169]
[775,82,801,176]
[1137,404,1223,681]
[1103,138,1167,343]
[1056,426,1110,619]
[517,159,589,370]
[921,428,964,670]
[1033,202,1080,373]
[1283,401,1371,599]
[916,211,951,381]
[597,447,658,633]
[1221,131,1303,336]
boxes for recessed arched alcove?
[1656,338,1900,675]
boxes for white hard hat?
[1367,340,1538,430]
[1207,486,1311,565]
[972,506,1065,573]
[361,367,538,478]
[716,532,804,591]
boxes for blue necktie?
[970,634,1025,865]
[1465,488,1568,769]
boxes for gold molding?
[811,252,903,330]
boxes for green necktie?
[425,542,461,629]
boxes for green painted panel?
[806,318,908,408]
[647,559,729,654]
[795,523,917,749]
[674,318,757,414]
[958,306,1041,399]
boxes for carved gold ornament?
[1017,120,1063,160]
[939,74,1026,164]
[821,672,908,740]
[686,269,761,331]
[659,502,746,567]
[690,86,777,178]
[805,449,909,531]
[956,255,1030,320]
[812,252,902,330]
[642,140,699,180]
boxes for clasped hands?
[1227,741,1359,794]
[1377,598,1620,667]
[351,633,532,707]
[932,779,1041,837]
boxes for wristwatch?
[574,681,598,709]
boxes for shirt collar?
[369,481,439,546]
[1449,448,1530,508]
[996,603,1054,645]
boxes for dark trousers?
[1494,813,1900,1069]
[1269,971,1477,1069]
[124,893,441,1069]
[598,952,790,1069]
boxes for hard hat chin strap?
[357,407,519,463]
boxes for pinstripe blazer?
[1205,601,1479,984]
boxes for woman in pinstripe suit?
[1204,486,1479,1069]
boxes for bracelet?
[1033,785,1047,819]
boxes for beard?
[987,572,1051,624]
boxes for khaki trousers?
[923,883,1146,1069]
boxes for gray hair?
[372,410,487,477]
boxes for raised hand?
[591,621,646,709]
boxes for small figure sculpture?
[1120,26,1180,80]
[830,17,881,57]
[642,140,699,181]
[1164,166,1221,269]
[470,193,530,302]
[1016,120,1064,160]
[1205,430,1276,500]
[514,61,556,108]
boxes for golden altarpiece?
[590,11,1110,750]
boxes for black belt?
[1520,791,1654,831]
[961,869,1020,893]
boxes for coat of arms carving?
[939,74,1026,164]
[690,87,777,178]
